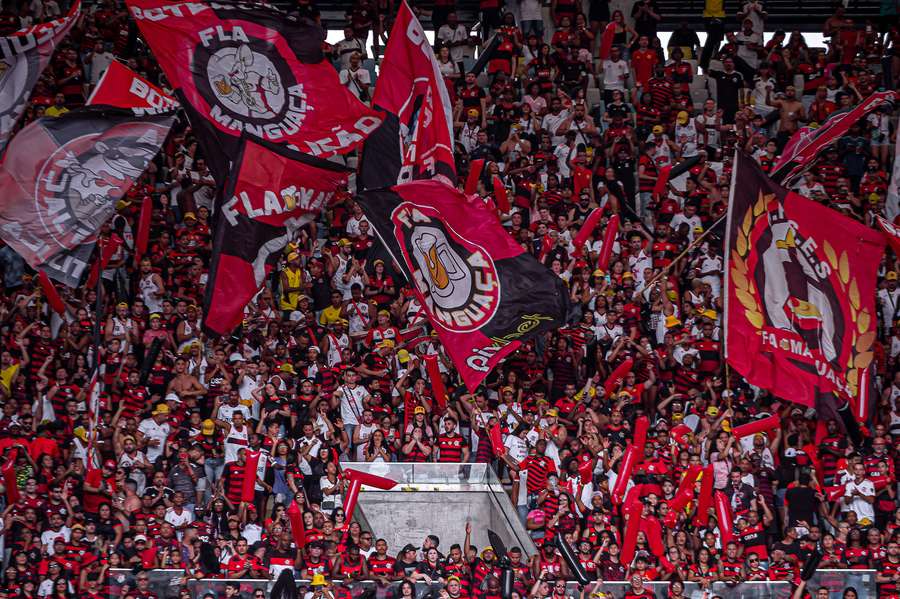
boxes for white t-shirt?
[436,23,470,62]
[137,418,171,462]
[346,215,370,237]
[165,506,195,537]
[335,37,366,69]
[601,59,630,91]
[670,212,703,240]
[41,526,71,554]
[735,31,762,69]
[339,67,371,101]
[843,478,876,522]
[339,384,370,426]
[554,143,576,178]
[542,110,570,145]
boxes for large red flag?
[725,152,884,407]
[203,138,348,336]
[357,180,568,391]
[126,0,381,181]
[359,1,456,188]
[0,2,80,153]
[770,91,897,185]
[0,108,172,280]
[87,60,178,111]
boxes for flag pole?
[640,214,726,291]
[86,237,106,468]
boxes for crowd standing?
[2,0,900,598]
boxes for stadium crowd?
[2,0,900,598]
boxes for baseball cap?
[652,125,663,134]
[676,111,689,124]
[888,271,898,281]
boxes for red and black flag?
[0,1,80,153]
[770,91,896,185]
[203,137,349,336]
[87,60,177,111]
[0,106,174,287]
[725,152,883,407]
[126,0,381,180]
[358,2,456,190]
[357,180,568,390]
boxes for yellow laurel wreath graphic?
[729,192,874,396]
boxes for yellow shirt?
[319,305,342,326]
[703,0,725,18]
[45,106,69,118]
[279,267,303,310]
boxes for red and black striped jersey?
[437,433,467,463]
[367,554,396,577]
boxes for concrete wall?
[358,489,533,556]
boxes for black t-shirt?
[709,70,744,109]
[771,539,803,560]
[393,558,418,577]
[784,485,819,525]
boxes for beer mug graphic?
[411,227,472,308]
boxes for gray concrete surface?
[358,489,534,556]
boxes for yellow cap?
[652,125,664,134]
[888,271,898,281]
[676,110,689,124]
[201,419,215,435]
[152,404,170,416]
[338,238,352,247]
[183,211,196,221]
[665,315,682,328]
